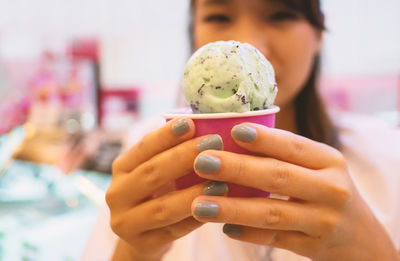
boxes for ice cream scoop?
[182,40,278,113]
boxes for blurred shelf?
[0,125,27,172]
[0,160,111,261]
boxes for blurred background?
[0,0,399,260]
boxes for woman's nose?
[250,38,270,59]
[235,24,271,58]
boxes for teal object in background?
[0,126,26,170]
[0,160,111,261]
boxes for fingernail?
[231,125,257,142]
[223,224,243,237]
[194,201,219,218]
[172,118,190,136]
[197,135,223,152]
[203,181,228,196]
[194,154,220,173]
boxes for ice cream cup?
[162,105,279,197]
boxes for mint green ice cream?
[182,41,278,113]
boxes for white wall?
[0,0,399,117]
[0,0,190,85]
[321,0,400,76]
[2,0,399,80]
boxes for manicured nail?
[194,201,219,218]
[223,224,243,237]
[203,181,228,196]
[172,118,190,136]
[197,135,223,152]
[194,154,220,173]
[231,125,257,142]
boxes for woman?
[105,0,400,260]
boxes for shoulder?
[333,110,400,160]
[332,111,400,249]
[332,110,400,185]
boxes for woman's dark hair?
[189,0,340,149]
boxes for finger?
[140,217,203,248]
[194,150,342,203]
[231,123,342,169]
[113,117,196,174]
[110,182,207,240]
[106,134,223,208]
[192,196,334,237]
[222,225,317,258]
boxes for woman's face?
[193,0,322,109]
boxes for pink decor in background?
[67,38,99,62]
[0,38,101,135]
[319,74,399,116]
[100,89,140,131]
[67,38,101,126]
[0,60,38,134]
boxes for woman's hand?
[191,123,399,261]
[106,117,224,261]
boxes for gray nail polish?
[204,181,228,196]
[223,224,243,237]
[231,125,257,142]
[195,154,220,173]
[194,202,219,218]
[173,118,190,136]
[197,135,223,152]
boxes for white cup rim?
[162,105,280,119]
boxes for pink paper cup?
[162,105,279,197]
